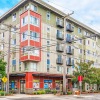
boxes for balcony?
[66,24,74,32]
[56,45,64,52]
[66,58,74,66]
[66,38,73,43]
[56,32,64,40]
[66,49,74,55]
[56,20,64,28]
[56,58,63,65]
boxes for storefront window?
[55,80,60,90]
[33,80,40,91]
[44,80,52,89]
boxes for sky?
[0,0,100,32]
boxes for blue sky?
[0,0,100,32]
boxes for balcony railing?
[56,33,64,40]
[56,20,64,28]
[56,58,63,65]
[56,45,64,52]
[66,59,74,66]
[66,49,74,55]
[66,24,74,32]
[66,38,73,43]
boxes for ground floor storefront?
[9,72,72,94]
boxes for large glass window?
[57,66,62,72]
[30,31,40,42]
[30,16,39,26]
[31,5,37,12]
[21,16,28,26]
[30,63,37,71]
[22,31,28,41]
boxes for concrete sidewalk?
[4,94,56,99]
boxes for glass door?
[20,80,25,94]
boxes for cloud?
[43,0,100,32]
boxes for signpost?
[2,76,8,96]
[78,76,83,95]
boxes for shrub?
[51,90,57,94]
[41,90,46,94]
[37,91,42,95]
[45,89,51,94]
[67,91,72,95]
[0,91,4,96]
[33,92,37,95]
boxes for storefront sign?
[44,80,52,89]
[33,80,40,82]
[44,80,52,83]
[55,80,60,83]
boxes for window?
[12,13,16,21]
[31,5,37,12]
[22,31,28,41]
[1,44,4,50]
[47,41,50,46]
[78,28,81,33]
[47,59,50,65]
[12,53,16,59]
[12,39,16,45]
[30,48,39,56]
[34,49,39,56]
[47,59,50,72]
[30,63,37,71]
[86,40,90,45]
[79,49,82,54]
[57,66,62,72]
[79,39,82,44]
[30,16,39,26]
[47,26,50,32]
[30,31,40,42]
[25,4,29,10]
[93,42,95,48]
[1,33,4,39]
[12,65,16,72]
[87,50,90,55]
[19,9,22,16]
[24,63,28,71]
[47,52,50,57]
[46,11,50,20]
[21,16,28,26]
[12,60,16,65]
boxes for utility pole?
[63,12,74,95]
[6,25,12,93]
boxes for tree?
[0,59,7,78]
[72,61,96,91]
[94,68,100,91]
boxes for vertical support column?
[26,72,33,93]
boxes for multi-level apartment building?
[0,0,100,93]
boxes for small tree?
[0,59,7,78]
[72,61,95,91]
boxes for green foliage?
[72,61,95,84]
[51,90,57,94]
[33,90,46,95]
[67,91,72,95]
[0,91,4,96]
[45,89,51,94]
[0,58,7,77]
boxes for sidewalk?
[3,94,56,99]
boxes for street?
[0,94,100,100]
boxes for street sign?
[2,76,8,83]
[78,76,83,81]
